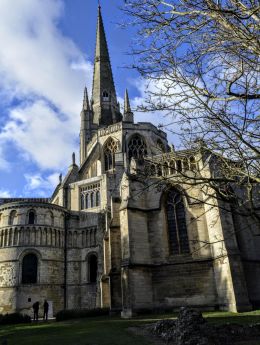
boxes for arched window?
[90,192,94,208]
[104,138,118,171]
[166,188,189,255]
[183,158,189,171]
[157,164,162,176]
[81,194,85,210]
[162,162,168,176]
[28,210,36,225]
[96,191,100,207]
[9,210,17,226]
[85,194,89,209]
[88,254,98,283]
[150,164,156,176]
[157,139,165,153]
[22,253,38,284]
[176,160,182,172]
[102,90,109,101]
[190,156,197,171]
[128,134,147,162]
[169,160,175,175]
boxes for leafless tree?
[123,0,260,224]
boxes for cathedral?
[0,6,259,318]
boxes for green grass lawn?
[0,310,260,345]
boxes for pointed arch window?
[22,253,38,284]
[166,188,189,254]
[128,134,147,162]
[104,138,118,171]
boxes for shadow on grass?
[0,317,155,345]
[0,310,260,345]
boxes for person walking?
[32,301,39,321]
[43,300,49,321]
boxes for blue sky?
[0,0,171,198]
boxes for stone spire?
[92,4,122,127]
[80,87,92,165]
[123,89,134,123]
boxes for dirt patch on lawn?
[128,308,260,345]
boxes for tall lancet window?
[128,134,147,162]
[104,138,118,171]
[166,188,190,255]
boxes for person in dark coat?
[43,300,49,321]
[32,301,40,321]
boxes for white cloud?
[0,189,12,198]
[0,143,10,171]
[0,0,93,172]
[1,100,78,170]
[24,172,60,197]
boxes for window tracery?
[128,134,147,162]
[80,183,101,210]
[157,139,165,153]
[166,188,189,255]
[104,138,118,171]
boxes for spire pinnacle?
[83,87,90,111]
[123,89,134,123]
[72,152,76,165]
[91,4,122,126]
[124,89,132,114]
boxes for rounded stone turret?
[0,201,66,315]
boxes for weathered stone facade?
[0,5,259,317]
